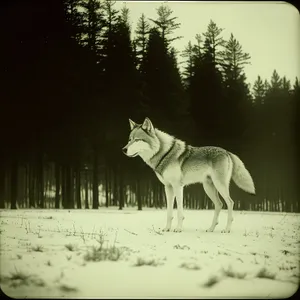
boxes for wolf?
[122,117,255,233]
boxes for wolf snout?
[122,146,128,154]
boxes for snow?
[0,208,299,298]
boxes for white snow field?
[0,208,299,298]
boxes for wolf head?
[122,117,159,160]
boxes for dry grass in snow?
[0,207,299,298]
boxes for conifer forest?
[1,0,299,212]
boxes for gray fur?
[123,117,256,233]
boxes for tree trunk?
[46,169,52,208]
[10,160,18,209]
[108,169,112,205]
[105,165,109,208]
[119,165,124,210]
[55,163,60,209]
[20,167,25,208]
[76,168,81,209]
[70,167,74,209]
[0,167,5,208]
[61,166,66,208]
[147,180,151,207]
[37,154,44,208]
[113,165,118,206]
[65,165,74,209]
[192,190,196,209]
[85,169,89,209]
[28,164,35,208]
[92,150,99,209]
[137,178,142,211]
[153,181,157,208]
[24,165,28,208]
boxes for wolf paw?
[162,227,171,232]
[206,228,214,232]
[221,229,231,233]
[174,228,182,233]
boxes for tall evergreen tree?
[293,77,300,100]
[143,28,186,129]
[265,70,283,106]
[181,41,194,89]
[270,69,282,89]
[220,33,252,141]
[188,33,224,144]
[253,75,265,105]
[203,20,225,66]
[181,34,204,90]
[281,76,292,97]
[64,0,83,42]
[149,4,182,48]
[220,33,251,82]
[80,0,104,56]
[134,13,150,73]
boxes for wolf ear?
[129,119,138,131]
[142,117,154,132]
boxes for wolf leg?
[203,178,223,232]
[212,177,234,233]
[211,157,234,233]
[173,186,184,232]
[162,185,175,232]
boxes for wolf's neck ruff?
[152,138,176,175]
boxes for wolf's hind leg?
[162,185,175,232]
[203,177,223,232]
[212,175,234,233]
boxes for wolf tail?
[228,152,255,195]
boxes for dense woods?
[1,0,299,212]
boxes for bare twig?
[124,229,138,236]
[152,226,163,235]
[80,227,86,244]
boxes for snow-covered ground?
[0,208,299,298]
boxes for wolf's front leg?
[174,186,184,232]
[162,185,175,232]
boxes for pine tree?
[143,28,169,112]
[101,0,119,72]
[192,34,204,68]
[80,0,104,56]
[203,20,225,66]
[220,33,251,83]
[134,13,150,72]
[143,28,186,128]
[253,75,265,105]
[188,33,224,143]
[181,34,203,91]
[294,77,300,155]
[282,76,292,96]
[220,33,252,140]
[181,41,194,88]
[149,4,182,48]
[80,0,109,209]
[293,77,300,100]
[265,70,283,105]
[270,69,282,90]
[102,4,140,134]
[64,0,83,42]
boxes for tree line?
[1,0,299,212]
